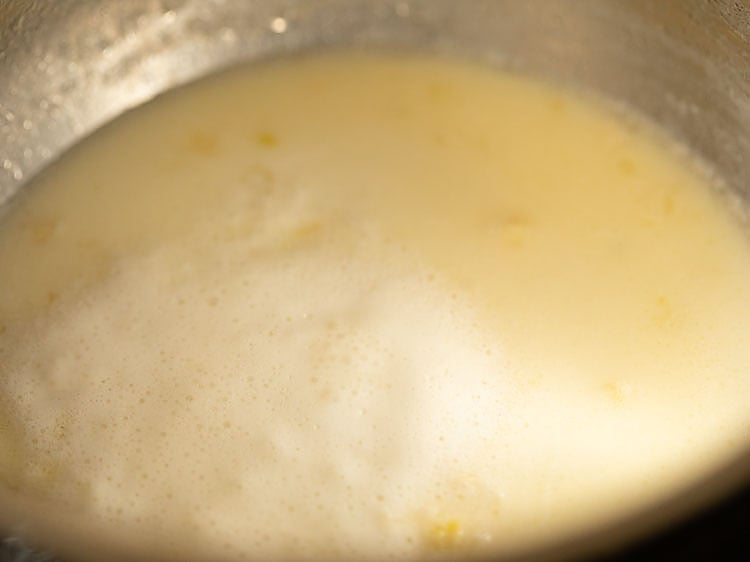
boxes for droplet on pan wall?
[270,17,287,34]
[395,2,411,17]
[220,27,237,44]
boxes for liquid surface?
[1,53,750,561]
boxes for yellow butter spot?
[257,131,278,147]
[427,518,463,550]
[617,157,636,176]
[287,221,322,245]
[662,193,675,216]
[27,216,58,245]
[186,130,220,156]
[549,95,567,114]
[601,381,632,405]
[653,295,675,329]
[426,80,450,102]
[483,212,532,248]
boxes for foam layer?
[2,230,515,559]
[1,53,750,560]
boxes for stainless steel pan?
[2,1,750,560]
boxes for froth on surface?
[0,52,750,561]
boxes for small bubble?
[22,119,32,131]
[2,159,11,170]
[270,17,287,33]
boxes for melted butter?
[1,53,750,560]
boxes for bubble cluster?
[1,219,515,559]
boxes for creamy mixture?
[1,53,750,560]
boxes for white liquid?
[1,53,749,560]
